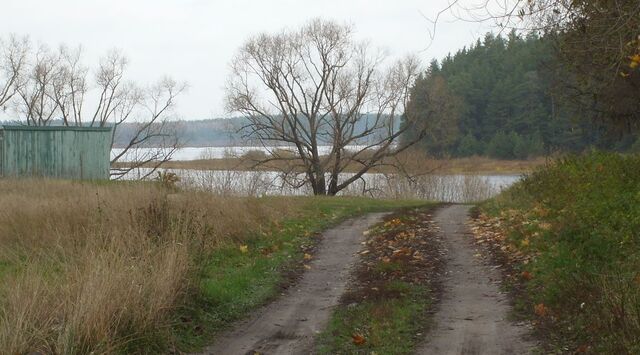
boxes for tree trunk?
[311,173,326,195]
[328,171,339,196]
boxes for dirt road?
[200,213,387,355]
[416,205,534,355]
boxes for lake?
[121,166,521,203]
[114,146,522,202]
[111,145,373,162]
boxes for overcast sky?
[1,0,496,120]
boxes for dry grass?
[348,173,496,202]
[140,152,546,175]
[0,179,295,354]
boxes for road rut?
[416,205,534,355]
[200,213,387,355]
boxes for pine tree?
[403,31,638,158]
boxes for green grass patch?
[481,152,640,353]
[318,288,429,355]
[173,197,427,351]
[316,206,441,355]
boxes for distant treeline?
[3,114,399,148]
[112,114,400,148]
[109,119,238,148]
[403,32,640,159]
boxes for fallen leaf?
[521,271,533,281]
[534,303,548,317]
[575,344,589,353]
[303,253,313,260]
[352,333,366,345]
[239,245,249,254]
[303,264,311,270]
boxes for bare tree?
[226,19,434,195]
[0,35,28,110]
[15,44,60,126]
[51,45,88,126]
[3,36,186,179]
[109,78,185,180]
[91,49,131,127]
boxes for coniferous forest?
[403,32,640,159]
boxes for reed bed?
[176,169,502,202]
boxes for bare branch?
[0,35,29,109]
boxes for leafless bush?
[183,169,276,197]
[341,173,496,202]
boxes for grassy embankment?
[0,179,424,354]
[317,207,443,354]
[129,152,545,175]
[479,152,640,353]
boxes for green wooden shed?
[0,125,112,180]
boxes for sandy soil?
[415,205,535,355]
[199,213,388,355]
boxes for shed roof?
[0,125,112,132]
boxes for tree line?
[403,31,640,159]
